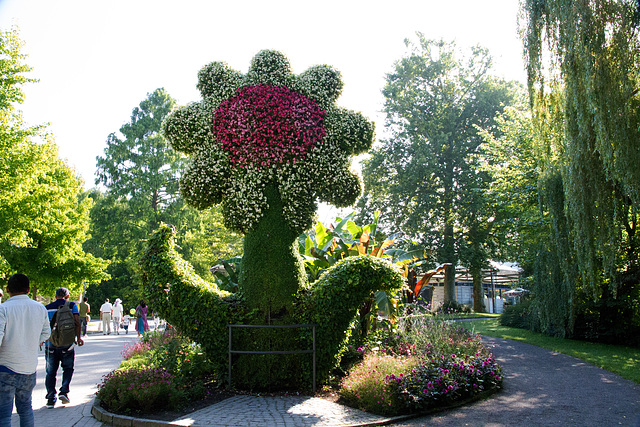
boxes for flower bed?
[97,330,219,415]
[338,312,503,416]
[97,313,502,418]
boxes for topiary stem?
[239,183,306,318]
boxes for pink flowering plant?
[338,311,503,415]
[120,340,152,360]
[96,367,186,414]
[214,85,325,169]
[98,330,216,414]
[387,352,502,412]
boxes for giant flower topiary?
[141,50,403,389]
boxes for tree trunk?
[442,159,456,304]
[239,183,306,320]
[443,263,456,304]
[471,266,485,312]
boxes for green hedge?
[295,255,404,384]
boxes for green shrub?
[119,355,149,371]
[98,330,216,414]
[296,255,405,384]
[500,299,533,329]
[573,276,640,347]
[142,329,215,380]
[141,225,404,389]
[96,367,187,414]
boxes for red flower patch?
[213,85,326,168]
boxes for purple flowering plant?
[99,330,216,414]
[338,311,503,416]
[387,352,503,411]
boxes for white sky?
[0,0,525,193]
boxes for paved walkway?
[11,325,640,426]
[392,336,640,427]
[167,336,640,427]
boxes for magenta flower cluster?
[213,84,326,168]
[386,352,503,411]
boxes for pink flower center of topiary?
[213,85,326,168]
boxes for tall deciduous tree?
[477,107,543,273]
[0,28,108,297]
[360,35,521,306]
[88,89,241,307]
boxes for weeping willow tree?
[522,0,640,337]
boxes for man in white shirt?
[99,299,113,335]
[0,274,51,427]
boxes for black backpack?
[50,301,76,347]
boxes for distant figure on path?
[0,274,51,427]
[100,299,113,335]
[122,313,131,334]
[78,296,90,337]
[44,287,83,408]
[135,300,149,336]
[111,299,123,335]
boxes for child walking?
[122,313,131,334]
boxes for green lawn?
[462,318,640,384]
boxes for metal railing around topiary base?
[228,323,317,392]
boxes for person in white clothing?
[0,273,51,426]
[122,314,131,334]
[99,299,113,335]
[111,299,124,335]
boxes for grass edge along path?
[462,318,640,384]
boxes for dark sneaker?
[59,394,70,405]
[46,400,55,409]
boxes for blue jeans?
[0,371,36,427]
[80,317,88,336]
[45,345,74,402]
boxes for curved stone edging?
[339,385,502,422]
[91,386,500,427]
[91,397,194,427]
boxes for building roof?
[423,261,523,285]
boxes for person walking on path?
[78,297,90,337]
[0,274,50,427]
[111,299,123,335]
[135,300,149,336]
[122,312,131,334]
[99,298,112,335]
[44,287,83,409]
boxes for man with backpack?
[44,287,83,408]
